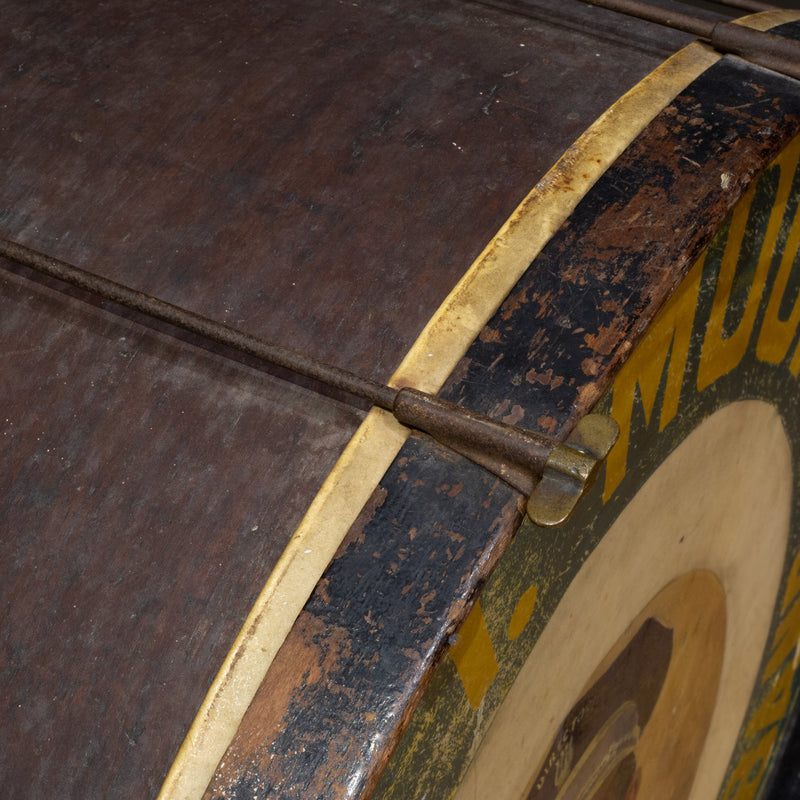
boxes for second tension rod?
[580,0,800,82]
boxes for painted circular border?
[454,401,793,799]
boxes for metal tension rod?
[0,236,618,526]
[579,0,800,82]
[710,0,777,11]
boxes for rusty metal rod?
[0,236,397,409]
[710,0,776,11]
[0,236,555,483]
[579,0,714,35]
[579,0,800,82]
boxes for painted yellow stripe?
[449,600,499,711]
[158,37,732,800]
[733,9,800,32]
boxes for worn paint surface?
[440,52,800,432]
[208,35,800,800]
[0,272,362,798]
[206,436,523,799]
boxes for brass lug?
[527,414,620,527]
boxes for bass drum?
[2,2,800,800]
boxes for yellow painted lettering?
[726,549,800,799]
[756,138,800,365]
[604,257,703,500]
[725,664,794,800]
[747,663,794,736]
[723,727,778,800]
[791,341,800,377]
[697,184,765,390]
[765,602,800,678]
[761,548,800,676]
[780,546,800,615]
[508,585,538,641]
[450,599,499,711]
[765,598,800,679]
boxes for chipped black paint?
[208,435,521,799]
[441,54,800,436]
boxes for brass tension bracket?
[394,389,619,526]
[0,237,619,527]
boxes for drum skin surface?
[2,3,800,800]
